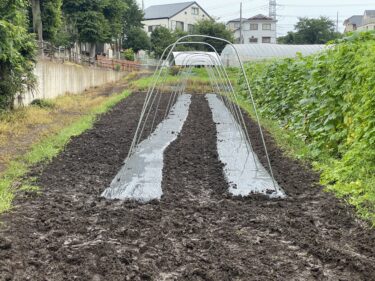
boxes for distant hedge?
[240,32,375,224]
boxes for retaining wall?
[16,60,125,106]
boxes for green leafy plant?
[0,0,37,110]
[122,48,135,61]
[239,31,375,225]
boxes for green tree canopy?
[123,0,143,31]
[278,17,341,44]
[63,0,128,43]
[194,20,234,53]
[150,27,175,58]
[41,0,63,43]
[123,27,150,52]
[0,0,37,109]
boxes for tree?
[63,0,128,57]
[0,0,37,109]
[30,0,43,44]
[123,27,150,52]
[150,27,175,58]
[123,0,143,31]
[278,17,341,44]
[194,20,234,53]
[40,0,63,44]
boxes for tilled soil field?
[0,93,375,281]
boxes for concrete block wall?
[17,60,125,106]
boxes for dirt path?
[0,93,374,281]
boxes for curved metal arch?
[129,36,279,193]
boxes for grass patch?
[129,67,238,94]
[0,90,131,214]
[0,107,54,145]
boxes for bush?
[240,31,375,224]
[122,48,135,61]
[30,99,55,108]
[0,1,37,110]
[169,66,181,76]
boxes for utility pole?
[336,11,339,32]
[269,0,277,44]
[240,2,243,44]
[142,0,145,11]
[269,0,276,20]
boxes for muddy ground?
[0,93,375,281]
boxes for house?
[142,1,211,35]
[343,10,375,32]
[226,14,277,44]
[358,10,375,31]
[343,15,363,32]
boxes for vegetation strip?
[0,90,131,213]
[238,32,375,226]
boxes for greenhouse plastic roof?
[173,52,221,66]
[221,44,327,65]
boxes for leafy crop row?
[239,32,375,225]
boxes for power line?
[278,2,375,7]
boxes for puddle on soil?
[206,94,286,198]
[101,94,192,202]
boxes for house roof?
[364,10,375,17]
[343,15,363,26]
[227,14,275,24]
[227,18,242,23]
[248,14,274,21]
[144,1,210,20]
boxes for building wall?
[142,18,170,34]
[169,4,209,32]
[142,3,210,34]
[227,22,240,32]
[357,23,375,31]
[16,60,124,106]
[231,20,277,44]
[344,23,356,33]
[357,14,375,31]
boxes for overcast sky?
[137,0,374,36]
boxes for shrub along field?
[239,31,375,225]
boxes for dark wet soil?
[1,93,375,281]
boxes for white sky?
[138,0,375,36]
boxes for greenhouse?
[221,44,327,66]
[172,52,221,66]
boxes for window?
[262,23,271,30]
[176,21,184,31]
[192,7,199,15]
[262,37,271,43]
[188,24,195,33]
[249,37,258,43]
[250,24,258,30]
[148,25,160,32]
